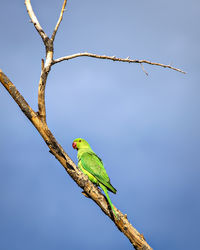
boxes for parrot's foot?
[82,191,90,198]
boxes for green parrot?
[72,138,118,218]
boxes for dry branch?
[1,0,186,249]
[0,70,152,250]
[37,47,53,123]
[53,52,186,74]
[51,0,67,41]
[2,0,153,248]
[25,0,48,43]
[25,0,54,123]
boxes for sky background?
[0,0,199,249]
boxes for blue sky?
[0,0,199,249]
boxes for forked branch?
[2,0,185,249]
[25,0,54,123]
[0,70,152,250]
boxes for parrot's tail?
[100,183,119,219]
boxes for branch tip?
[51,0,67,41]
[25,0,48,44]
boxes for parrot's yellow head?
[72,138,91,150]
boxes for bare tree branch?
[53,52,186,74]
[25,0,48,44]
[51,0,68,41]
[0,70,37,121]
[4,1,153,248]
[0,70,152,250]
[25,0,67,123]
[2,1,186,248]
[25,0,54,122]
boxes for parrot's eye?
[79,140,81,142]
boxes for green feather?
[81,152,117,194]
[73,138,118,218]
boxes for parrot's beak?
[72,142,77,149]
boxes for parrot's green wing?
[81,152,117,194]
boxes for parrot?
[72,138,118,218]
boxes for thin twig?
[53,52,186,74]
[25,0,48,44]
[51,0,67,41]
[140,63,149,76]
